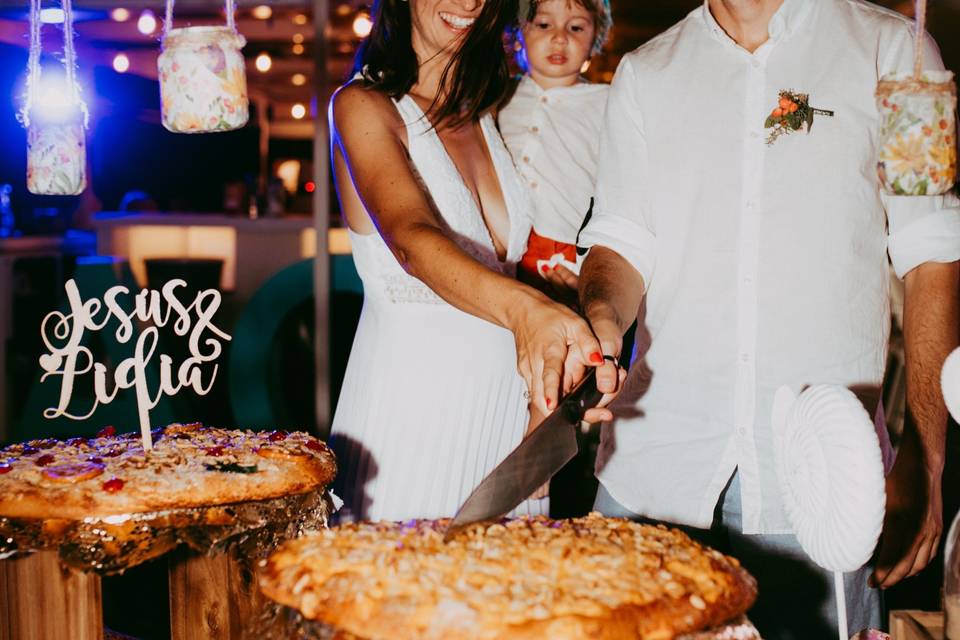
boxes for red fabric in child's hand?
[519,228,577,281]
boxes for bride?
[327,0,621,521]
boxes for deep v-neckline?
[401,95,513,263]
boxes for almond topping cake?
[260,513,757,640]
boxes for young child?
[498,0,613,500]
[499,0,612,284]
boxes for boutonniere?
[764,90,834,145]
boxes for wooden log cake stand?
[0,425,338,639]
[0,550,103,640]
[0,547,265,640]
[168,546,267,640]
[0,489,333,640]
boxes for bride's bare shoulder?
[330,80,401,134]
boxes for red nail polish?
[546,398,553,409]
[589,352,603,364]
[540,265,548,274]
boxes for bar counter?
[92,212,352,302]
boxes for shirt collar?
[701,0,812,48]
[518,73,605,99]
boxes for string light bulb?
[293,13,308,25]
[292,44,305,55]
[291,103,307,119]
[291,73,307,86]
[352,12,373,38]
[137,9,157,35]
[110,7,130,22]
[112,53,130,73]
[251,5,272,20]
[255,52,272,72]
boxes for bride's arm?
[330,83,616,414]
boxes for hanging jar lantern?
[158,0,249,134]
[22,0,88,196]
[876,0,956,196]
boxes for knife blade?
[443,369,605,541]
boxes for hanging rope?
[63,0,77,99]
[164,0,237,37]
[21,0,87,128]
[22,0,42,126]
[913,0,927,79]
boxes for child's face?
[522,0,595,88]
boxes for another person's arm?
[330,84,613,415]
[873,260,959,587]
[870,26,960,588]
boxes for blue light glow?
[30,70,85,124]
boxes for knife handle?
[559,369,603,424]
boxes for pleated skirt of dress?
[329,299,548,522]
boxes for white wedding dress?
[330,95,547,522]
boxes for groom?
[521,0,960,636]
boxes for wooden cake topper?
[38,278,231,451]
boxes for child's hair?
[518,0,612,56]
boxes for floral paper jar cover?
[27,119,86,196]
[159,26,249,134]
[877,71,957,196]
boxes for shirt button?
[740,353,750,363]
[530,126,539,133]
[529,181,538,189]
[737,426,747,436]
[745,201,755,209]
[522,155,530,163]
[751,60,762,69]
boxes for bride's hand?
[509,294,623,419]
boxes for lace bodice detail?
[349,95,532,306]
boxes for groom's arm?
[580,247,645,362]
[576,53,653,359]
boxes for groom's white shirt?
[579,0,960,534]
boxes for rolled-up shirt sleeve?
[886,192,960,277]
[881,28,960,278]
[577,55,657,288]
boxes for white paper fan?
[772,385,886,639]
[941,346,960,424]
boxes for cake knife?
[443,369,604,541]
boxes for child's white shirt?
[498,74,609,245]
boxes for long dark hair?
[353,0,518,128]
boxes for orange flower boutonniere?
[764,90,834,146]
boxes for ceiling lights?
[39,8,65,24]
[291,73,307,86]
[291,103,306,120]
[110,7,130,22]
